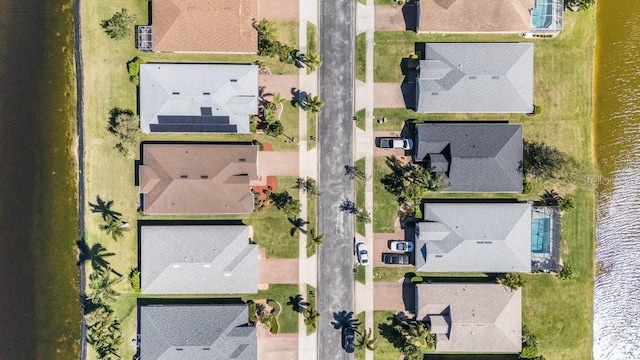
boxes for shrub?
[127,57,146,85]
[532,105,541,115]
[270,317,280,334]
[249,115,258,133]
[267,299,281,316]
[523,177,533,194]
[557,264,573,280]
[411,276,423,283]
[247,301,257,323]
[128,268,140,293]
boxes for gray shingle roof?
[141,225,257,294]
[416,43,534,113]
[415,283,522,353]
[415,123,523,192]
[415,202,532,272]
[140,64,258,133]
[140,304,256,360]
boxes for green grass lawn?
[373,266,414,282]
[355,157,366,235]
[355,265,366,284]
[356,32,367,82]
[243,284,300,333]
[307,111,317,150]
[373,311,404,360]
[373,157,400,233]
[355,311,366,360]
[356,108,366,131]
[307,193,318,258]
[376,0,400,5]
[307,22,317,75]
[306,284,317,334]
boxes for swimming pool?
[531,218,551,253]
[531,0,553,29]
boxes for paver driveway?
[373,282,415,312]
[257,326,299,360]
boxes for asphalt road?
[317,0,356,359]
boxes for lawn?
[355,311,366,360]
[307,192,319,258]
[355,157,366,236]
[373,157,400,233]
[373,311,404,360]
[371,8,596,359]
[244,284,301,333]
[356,32,367,82]
[355,265,366,285]
[356,108,366,131]
[373,266,414,282]
[306,284,317,334]
[307,22,317,75]
[308,111,317,150]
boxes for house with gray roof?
[140,225,257,294]
[415,283,522,353]
[416,202,532,273]
[140,63,258,133]
[139,303,256,359]
[414,123,523,192]
[415,43,534,113]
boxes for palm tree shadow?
[332,310,361,330]
[286,294,310,314]
[88,195,122,221]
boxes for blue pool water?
[531,218,550,253]
[531,2,552,29]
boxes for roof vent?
[435,255,443,258]
[239,158,246,162]
[172,92,180,95]
[203,348,210,350]
[201,175,208,179]
[230,79,238,82]
[491,76,500,80]
[203,92,210,95]
[431,92,439,95]
[176,348,183,351]
[469,76,477,79]
[180,175,188,179]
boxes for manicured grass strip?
[355,157,366,236]
[356,32,367,82]
[355,265,366,285]
[372,266,414,282]
[306,284,317,334]
[307,193,318,258]
[355,311,366,360]
[307,22,317,54]
[375,0,399,5]
[373,157,398,233]
[307,111,317,150]
[356,108,366,131]
[244,284,300,334]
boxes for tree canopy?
[101,9,136,40]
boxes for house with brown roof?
[137,143,259,214]
[415,283,522,353]
[148,0,258,53]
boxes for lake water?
[593,2,640,359]
[0,0,80,358]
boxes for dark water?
[593,2,640,359]
[0,0,79,358]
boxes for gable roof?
[416,202,532,273]
[415,283,522,353]
[140,225,257,294]
[414,123,523,192]
[418,0,533,33]
[139,144,259,214]
[140,304,256,359]
[416,43,534,113]
[151,0,258,53]
[140,64,258,134]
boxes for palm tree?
[99,218,128,240]
[88,195,122,222]
[304,307,321,329]
[286,294,310,313]
[78,242,115,273]
[289,217,309,236]
[88,270,121,304]
[354,327,378,350]
[404,321,435,351]
[307,228,324,248]
[304,94,324,113]
[304,52,322,72]
[272,92,285,105]
[497,273,525,291]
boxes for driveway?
[373,282,415,312]
[257,326,299,360]
[373,230,405,266]
[258,0,299,21]
[259,74,299,104]
[258,151,300,176]
[374,83,406,108]
[374,5,408,31]
[258,259,299,285]
[418,0,533,32]
[373,131,414,157]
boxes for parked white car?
[355,242,369,265]
[379,138,413,150]
[389,240,414,253]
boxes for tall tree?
[304,94,324,113]
[101,9,136,40]
[87,270,120,304]
[304,52,322,72]
[99,218,128,241]
[307,228,324,248]
[304,307,321,329]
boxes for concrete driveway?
[258,151,300,176]
[375,5,408,31]
[373,230,405,266]
[258,0,299,20]
[374,83,406,108]
[258,248,299,285]
[257,326,299,360]
[259,74,299,103]
[373,282,415,312]
[418,0,533,32]
[373,131,415,157]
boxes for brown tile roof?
[152,0,258,53]
[139,144,259,214]
[419,0,533,32]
